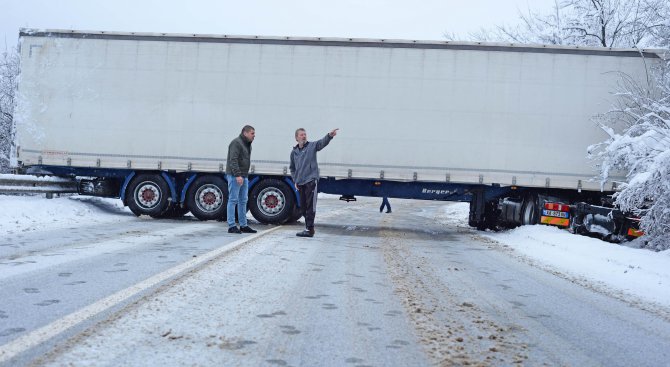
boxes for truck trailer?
[14,29,664,240]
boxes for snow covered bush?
[590,56,670,251]
[0,48,19,173]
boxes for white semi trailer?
[14,29,664,239]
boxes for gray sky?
[1,0,556,48]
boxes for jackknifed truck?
[14,29,664,240]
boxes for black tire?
[283,202,303,224]
[249,179,295,224]
[521,193,539,225]
[215,203,249,223]
[126,173,171,217]
[185,175,228,221]
[155,204,190,219]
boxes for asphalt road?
[1,196,669,366]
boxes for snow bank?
[483,224,670,307]
[441,203,670,308]
[0,194,134,234]
[0,173,74,182]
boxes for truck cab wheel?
[126,174,170,217]
[186,175,228,221]
[249,179,295,224]
[521,193,539,225]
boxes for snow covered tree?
[448,1,670,249]
[590,50,670,251]
[463,0,571,45]
[457,0,670,48]
[561,0,669,47]
[0,47,19,173]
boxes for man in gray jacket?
[226,125,257,234]
[290,127,338,237]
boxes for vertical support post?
[469,188,486,228]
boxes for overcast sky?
[1,0,559,48]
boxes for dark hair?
[241,125,255,134]
[295,128,306,138]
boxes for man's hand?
[329,128,339,137]
[236,176,243,185]
[294,183,299,191]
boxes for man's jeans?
[226,174,248,228]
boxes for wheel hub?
[258,188,285,216]
[203,192,217,205]
[264,195,279,209]
[196,184,223,212]
[141,189,155,202]
[135,183,160,208]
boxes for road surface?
[1,196,669,366]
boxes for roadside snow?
[0,173,74,182]
[0,194,135,235]
[441,203,670,309]
[2,195,668,310]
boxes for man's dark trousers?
[298,180,317,230]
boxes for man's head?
[241,125,255,142]
[295,128,307,144]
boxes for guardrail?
[0,174,78,195]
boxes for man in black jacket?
[290,127,338,237]
[226,125,257,234]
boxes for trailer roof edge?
[19,28,667,59]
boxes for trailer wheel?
[283,203,303,224]
[155,204,190,219]
[249,179,294,224]
[186,175,228,221]
[521,193,539,225]
[126,174,170,217]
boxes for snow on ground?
[0,194,135,234]
[0,173,75,182]
[2,194,668,310]
[484,224,670,306]
[438,202,670,309]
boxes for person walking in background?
[290,127,339,237]
[380,196,392,213]
[226,125,257,234]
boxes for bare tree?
[563,0,669,47]
[464,0,572,45]
[0,47,19,173]
[450,0,670,48]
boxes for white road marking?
[0,226,281,364]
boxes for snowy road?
[1,196,669,366]
[0,212,267,365]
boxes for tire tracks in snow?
[379,225,530,366]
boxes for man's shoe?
[386,210,392,213]
[240,226,257,233]
[296,230,314,237]
[228,226,241,234]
